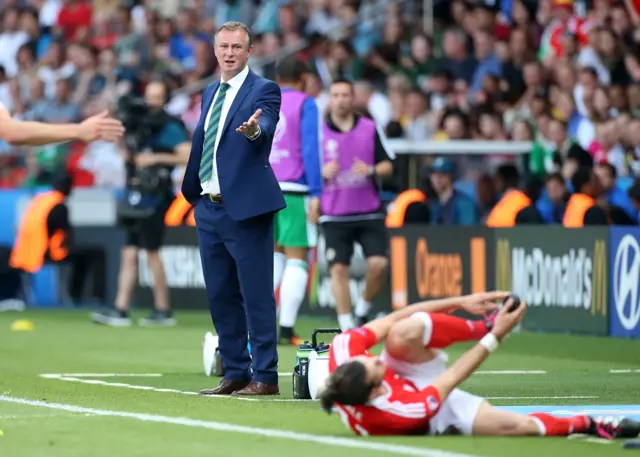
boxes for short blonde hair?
[214,21,252,48]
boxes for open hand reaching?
[236,109,262,138]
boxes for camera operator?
[91,80,190,327]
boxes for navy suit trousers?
[194,196,278,385]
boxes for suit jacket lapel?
[221,70,255,137]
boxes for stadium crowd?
[0,0,639,224]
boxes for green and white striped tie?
[199,82,230,183]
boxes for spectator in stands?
[400,34,442,89]
[530,117,574,176]
[594,162,638,223]
[113,6,151,76]
[328,39,365,82]
[476,173,498,222]
[353,79,391,128]
[404,88,432,141]
[441,27,478,85]
[56,0,92,42]
[516,176,545,224]
[426,69,453,113]
[486,164,536,227]
[0,7,29,78]
[562,143,593,185]
[427,157,479,225]
[628,179,640,219]
[470,29,502,99]
[564,166,610,226]
[540,172,569,223]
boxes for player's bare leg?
[355,256,387,325]
[471,402,640,439]
[331,263,354,331]
[384,312,493,363]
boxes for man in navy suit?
[181,21,285,396]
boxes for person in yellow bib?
[563,167,609,227]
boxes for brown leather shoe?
[199,379,249,396]
[231,381,279,396]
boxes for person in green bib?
[269,57,323,346]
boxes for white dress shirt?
[200,65,250,196]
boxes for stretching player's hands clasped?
[351,157,372,177]
[78,110,125,142]
[236,109,262,137]
[322,160,340,180]
[308,197,321,224]
[491,297,527,341]
[459,291,509,315]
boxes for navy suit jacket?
[182,70,286,221]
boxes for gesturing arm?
[0,105,124,147]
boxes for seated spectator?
[539,172,569,223]
[530,117,575,176]
[594,162,637,224]
[628,180,640,221]
[428,157,479,225]
[562,143,593,188]
[515,176,545,224]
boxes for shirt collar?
[222,65,249,89]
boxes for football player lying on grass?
[320,291,640,439]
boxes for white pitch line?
[40,373,164,378]
[0,395,478,457]
[609,370,640,374]
[39,375,308,403]
[567,434,613,445]
[487,396,598,400]
[475,370,546,375]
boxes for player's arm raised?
[429,299,526,401]
[364,291,509,343]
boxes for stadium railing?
[385,139,533,189]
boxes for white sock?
[278,259,308,328]
[337,313,355,331]
[273,252,287,292]
[355,296,371,318]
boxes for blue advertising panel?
[610,227,640,339]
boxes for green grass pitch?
[1,310,640,457]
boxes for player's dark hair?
[330,78,354,93]
[319,361,374,414]
[275,57,308,84]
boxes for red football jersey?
[328,328,442,436]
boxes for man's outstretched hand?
[78,110,125,143]
[236,109,262,138]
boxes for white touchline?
[0,395,478,457]
[38,375,309,403]
[475,370,547,375]
[40,373,164,378]
[609,370,640,374]
[486,396,599,400]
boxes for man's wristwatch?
[369,166,376,177]
[247,126,261,140]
